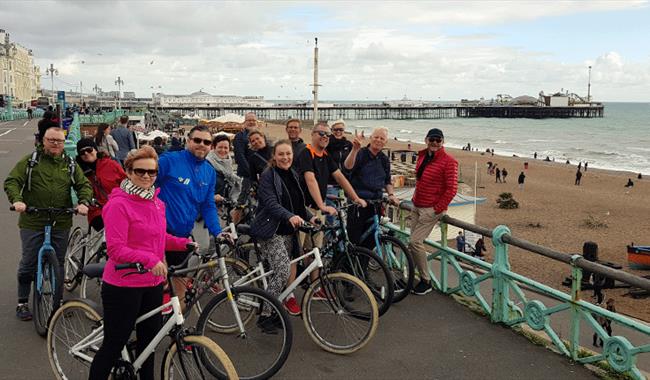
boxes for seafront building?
[0,29,40,106]
[152,90,272,108]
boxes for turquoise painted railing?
[0,109,44,121]
[387,205,650,379]
[78,110,144,125]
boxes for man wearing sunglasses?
[410,128,458,295]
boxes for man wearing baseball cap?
[410,128,458,295]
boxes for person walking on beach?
[625,178,634,188]
[502,168,508,183]
[578,161,582,171]
[285,118,306,158]
[409,128,458,295]
[495,168,502,183]
[456,231,465,253]
[534,152,537,160]
[585,162,588,171]
[518,171,526,190]
[474,237,487,259]
[593,298,616,347]
[575,169,583,185]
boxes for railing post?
[440,222,448,293]
[491,225,511,323]
[569,255,583,360]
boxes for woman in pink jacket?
[89,146,191,380]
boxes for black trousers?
[347,204,378,251]
[89,282,163,380]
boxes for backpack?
[24,150,76,192]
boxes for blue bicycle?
[12,206,76,336]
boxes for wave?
[399,129,413,134]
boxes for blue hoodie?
[156,149,221,237]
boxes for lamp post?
[115,76,124,109]
[45,63,58,105]
[587,65,592,103]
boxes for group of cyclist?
[4,113,458,379]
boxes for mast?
[312,37,320,126]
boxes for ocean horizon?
[341,102,649,175]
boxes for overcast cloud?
[1,0,648,101]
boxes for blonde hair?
[124,145,158,171]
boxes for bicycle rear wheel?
[34,249,63,337]
[302,272,379,354]
[64,227,84,292]
[332,246,394,316]
[162,335,239,380]
[377,235,414,303]
[47,299,102,380]
[196,286,292,380]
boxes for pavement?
[0,118,597,379]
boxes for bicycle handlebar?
[10,206,78,215]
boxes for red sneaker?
[312,288,327,301]
[162,292,172,315]
[283,296,301,316]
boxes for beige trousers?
[408,207,444,281]
[299,207,325,252]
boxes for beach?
[262,121,650,320]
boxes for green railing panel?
[384,208,650,380]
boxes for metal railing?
[386,202,650,379]
[77,110,144,125]
[0,109,44,121]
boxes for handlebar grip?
[115,263,141,270]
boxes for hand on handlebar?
[387,194,399,206]
[151,261,168,277]
[353,198,368,208]
[11,202,26,213]
[320,205,338,216]
[76,204,89,216]
[310,216,322,225]
[217,231,234,244]
[289,215,305,228]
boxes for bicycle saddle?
[83,262,106,279]
[236,224,251,236]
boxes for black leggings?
[89,282,163,380]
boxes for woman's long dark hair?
[94,123,109,146]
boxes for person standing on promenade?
[4,127,92,320]
[88,146,193,380]
[27,107,33,119]
[111,115,135,166]
[155,125,222,306]
[495,167,502,183]
[502,168,508,183]
[326,119,353,204]
[409,128,458,295]
[518,171,526,190]
[94,123,119,160]
[285,118,306,159]
[233,112,259,193]
[206,134,242,205]
[246,129,272,186]
[344,127,396,251]
[456,231,465,253]
[575,169,583,185]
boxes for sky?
[1,0,649,102]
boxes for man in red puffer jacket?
[410,128,458,295]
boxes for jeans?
[17,228,69,303]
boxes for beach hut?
[388,188,487,243]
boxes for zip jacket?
[4,147,93,230]
[155,149,221,237]
[412,147,458,213]
[102,187,190,288]
[82,157,126,224]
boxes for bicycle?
[63,223,106,300]
[163,235,292,380]
[46,248,239,380]
[232,223,379,354]
[11,206,76,337]
[356,198,415,303]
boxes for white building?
[0,29,40,105]
[152,90,272,107]
[123,91,136,99]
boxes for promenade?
[0,118,597,379]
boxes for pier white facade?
[152,90,271,108]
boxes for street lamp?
[587,65,592,103]
[115,76,124,109]
[45,63,58,105]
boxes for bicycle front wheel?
[377,235,414,303]
[196,286,292,380]
[80,272,102,305]
[34,249,63,337]
[193,257,253,318]
[302,272,379,354]
[63,227,84,292]
[47,299,102,380]
[162,335,238,380]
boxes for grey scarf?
[206,151,242,201]
[120,178,155,200]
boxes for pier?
[143,104,604,120]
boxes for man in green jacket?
[4,127,93,321]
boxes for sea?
[343,102,650,175]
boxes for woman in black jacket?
[250,140,315,332]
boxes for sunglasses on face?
[131,168,158,177]
[46,138,65,145]
[332,128,344,132]
[79,147,94,155]
[315,131,332,138]
[191,137,213,146]
[428,137,443,143]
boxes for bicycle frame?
[69,295,185,371]
[66,227,105,277]
[36,224,57,294]
[232,248,323,303]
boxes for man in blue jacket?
[110,115,135,165]
[156,125,222,306]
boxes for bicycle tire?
[64,227,84,292]
[80,270,103,305]
[377,235,414,303]
[302,272,379,354]
[332,246,394,316]
[161,335,239,380]
[34,249,63,337]
[47,299,102,380]
[196,286,292,380]
[193,257,253,318]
